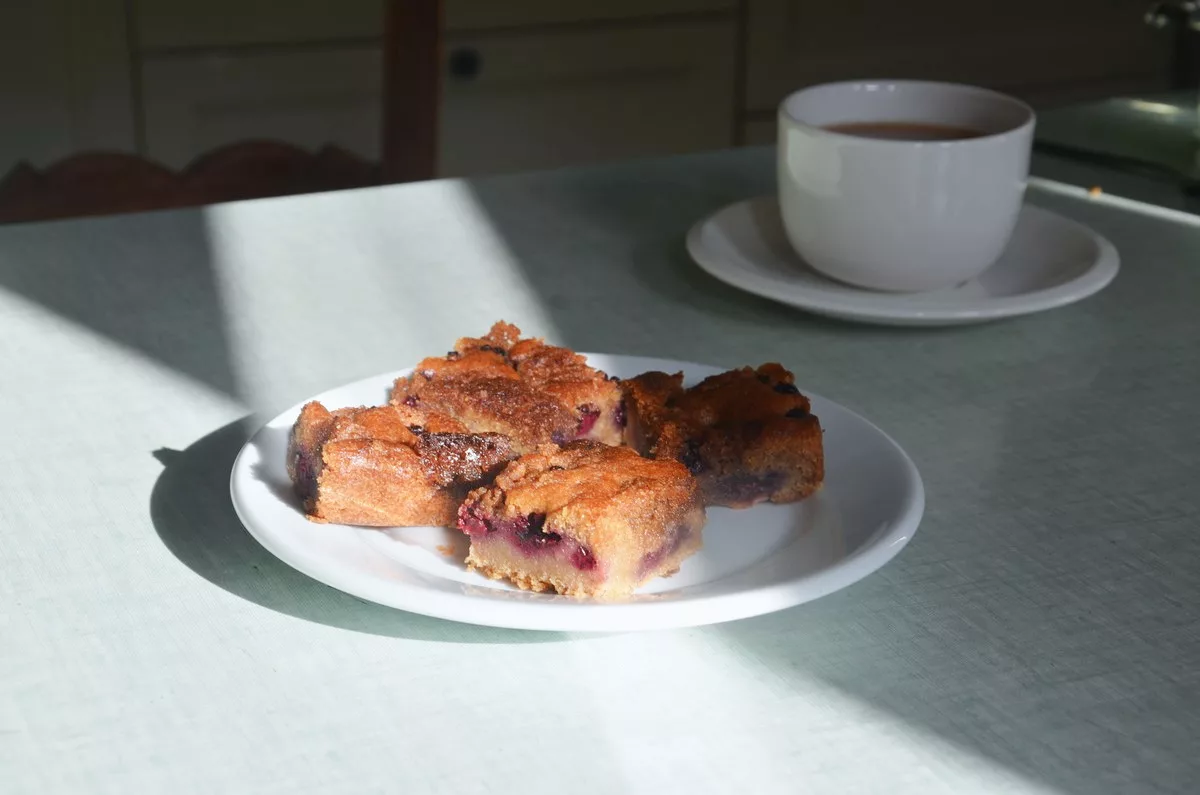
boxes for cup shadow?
[149,418,568,643]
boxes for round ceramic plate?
[230,355,924,632]
[687,197,1120,326]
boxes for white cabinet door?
[140,18,737,176]
[134,0,735,49]
[439,18,737,176]
[136,0,384,50]
[0,0,134,170]
[745,0,1170,113]
[141,49,382,169]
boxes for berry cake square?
[287,401,516,527]
[621,364,824,508]
[391,321,624,452]
[457,441,705,599]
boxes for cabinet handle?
[448,48,482,80]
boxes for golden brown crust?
[288,322,823,553]
[621,364,824,508]
[620,370,684,454]
[464,441,703,567]
[399,373,577,454]
[674,365,812,425]
[389,401,469,434]
[312,437,460,526]
[286,401,336,488]
[287,401,516,527]
[416,432,516,488]
[412,349,518,383]
[326,404,419,445]
[456,320,522,353]
[509,338,623,444]
[391,321,624,452]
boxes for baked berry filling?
[756,373,800,395]
[576,404,600,438]
[402,395,420,407]
[614,400,627,429]
[571,546,597,571]
[458,502,490,536]
[679,440,706,474]
[292,452,317,501]
[457,503,595,571]
[785,407,808,419]
[637,520,692,577]
[514,512,558,548]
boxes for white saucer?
[230,355,924,632]
[686,197,1120,326]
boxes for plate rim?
[686,196,1120,325]
[229,355,926,632]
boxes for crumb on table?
[1088,186,1103,197]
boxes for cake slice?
[507,334,624,446]
[391,321,625,452]
[457,441,705,599]
[622,364,824,508]
[287,401,516,526]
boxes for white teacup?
[777,80,1035,293]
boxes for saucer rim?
[686,196,1120,325]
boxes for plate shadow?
[150,418,570,643]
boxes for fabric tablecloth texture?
[2,148,1197,795]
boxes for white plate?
[687,197,1120,326]
[230,355,924,632]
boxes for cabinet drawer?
[141,49,382,169]
[136,1,384,50]
[141,19,737,176]
[439,19,737,176]
[0,0,136,169]
[135,0,734,50]
[745,0,1170,112]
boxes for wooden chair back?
[0,0,441,225]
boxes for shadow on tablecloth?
[458,151,973,378]
[709,344,1200,795]
[460,152,1200,795]
[149,418,568,644]
[0,208,240,399]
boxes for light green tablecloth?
[2,148,1197,794]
